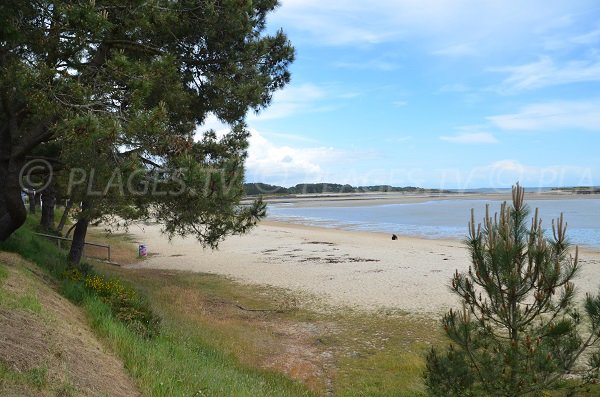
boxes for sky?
[202,0,600,189]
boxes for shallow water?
[267,199,600,248]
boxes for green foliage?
[1,0,294,250]
[424,184,600,396]
[83,274,160,339]
[62,278,86,304]
[425,345,475,397]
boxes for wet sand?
[260,191,599,208]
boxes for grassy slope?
[0,261,54,395]
[0,217,313,397]
[84,295,312,397]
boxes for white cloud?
[489,100,600,131]
[273,0,596,51]
[260,131,319,144]
[334,59,399,71]
[272,1,395,46]
[534,14,574,35]
[196,113,229,134]
[193,123,346,184]
[488,160,527,173]
[392,100,407,107]
[245,129,346,184]
[248,83,327,121]
[543,26,600,50]
[440,132,498,144]
[248,82,365,121]
[338,92,361,99]
[492,56,600,92]
[572,27,600,45]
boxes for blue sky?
[204,0,600,189]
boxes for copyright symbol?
[19,159,53,192]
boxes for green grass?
[16,293,42,313]
[0,264,7,283]
[83,295,312,397]
[0,362,47,390]
[96,263,442,396]
[0,283,44,314]
[325,311,437,397]
[0,361,77,396]
[0,264,42,314]
[27,366,48,389]
[0,216,314,397]
[0,216,69,277]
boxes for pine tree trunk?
[40,183,56,231]
[28,192,36,214]
[0,158,28,241]
[68,216,89,266]
[57,199,73,234]
[33,191,41,214]
[68,201,90,266]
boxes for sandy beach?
[127,203,600,316]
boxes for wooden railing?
[34,233,111,262]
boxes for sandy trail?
[127,220,600,315]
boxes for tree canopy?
[0,0,294,261]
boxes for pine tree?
[424,184,600,396]
[1,1,294,264]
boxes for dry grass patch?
[94,260,444,396]
[85,228,140,265]
[0,252,140,397]
[95,264,335,394]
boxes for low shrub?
[80,273,160,338]
[111,294,161,339]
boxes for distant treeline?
[551,186,600,194]
[243,183,451,196]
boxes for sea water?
[267,199,600,248]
